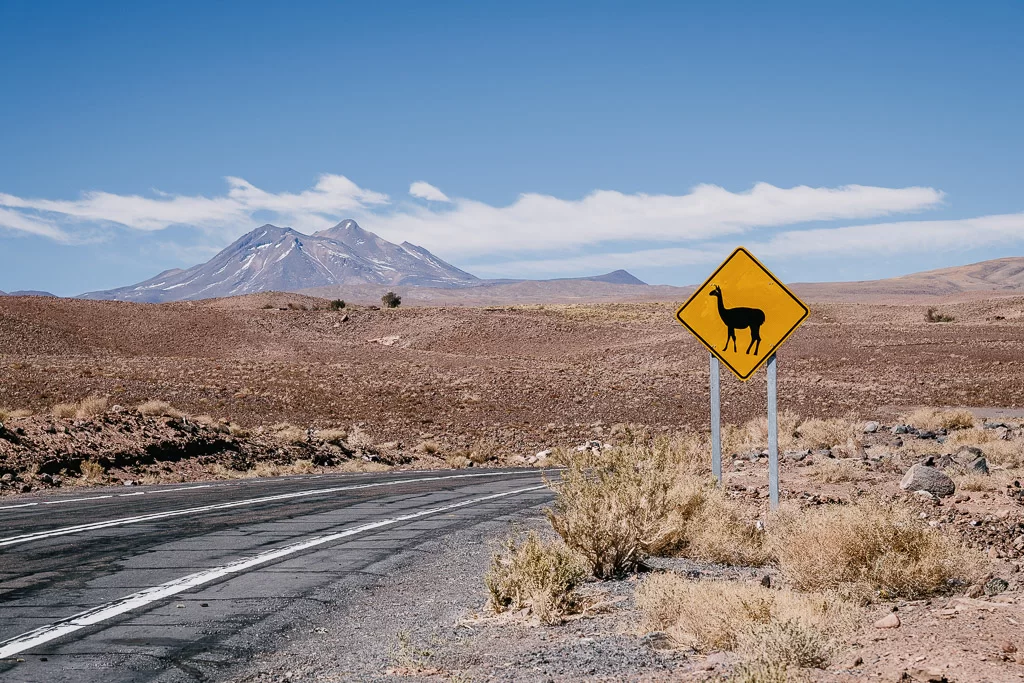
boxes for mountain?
[572,270,646,285]
[81,220,480,302]
[2,290,57,297]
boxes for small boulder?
[864,421,880,434]
[985,577,1009,596]
[874,613,901,629]
[955,445,983,460]
[967,457,989,475]
[900,464,956,498]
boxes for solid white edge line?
[0,483,547,660]
[0,471,540,548]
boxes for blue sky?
[1,1,1022,295]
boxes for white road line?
[0,484,219,512]
[0,483,547,659]
[0,471,540,548]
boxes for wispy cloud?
[1,174,981,276]
[0,174,389,238]
[470,212,1024,277]
[409,181,451,203]
[371,183,944,258]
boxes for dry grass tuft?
[796,417,856,449]
[0,407,32,420]
[317,428,348,445]
[272,424,308,446]
[79,460,106,483]
[724,412,800,455]
[652,476,769,566]
[420,440,440,455]
[811,458,865,484]
[51,402,78,419]
[770,500,982,600]
[486,532,588,624]
[137,400,183,418]
[902,408,976,432]
[75,396,108,419]
[636,574,857,666]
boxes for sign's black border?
[674,246,810,381]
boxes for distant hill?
[79,220,480,302]
[2,290,58,297]
[793,256,1024,302]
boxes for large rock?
[900,464,956,498]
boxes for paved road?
[0,468,552,682]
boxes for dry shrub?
[796,417,856,449]
[485,532,588,624]
[290,459,315,474]
[137,400,183,418]
[228,423,250,438]
[546,445,672,578]
[0,407,31,420]
[636,574,856,666]
[317,428,348,445]
[652,476,769,566]
[811,459,864,484]
[770,501,982,600]
[902,408,975,432]
[445,453,472,469]
[52,402,78,419]
[272,424,307,445]
[469,439,501,464]
[75,396,108,419]
[955,469,1017,492]
[724,412,800,455]
[79,460,106,483]
[420,441,440,455]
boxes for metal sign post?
[710,354,722,484]
[767,354,779,509]
[675,247,808,510]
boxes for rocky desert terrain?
[2,288,1024,681]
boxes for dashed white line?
[0,471,541,548]
[0,483,546,659]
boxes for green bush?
[381,291,401,308]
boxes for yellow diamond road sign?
[675,247,809,381]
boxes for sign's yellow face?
[675,247,809,381]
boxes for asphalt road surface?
[0,468,552,682]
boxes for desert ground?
[1,292,1024,479]
[2,291,1024,682]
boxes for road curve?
[0,468,552,682]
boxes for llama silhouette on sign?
[709,285,765,355]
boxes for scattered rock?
[900,464,956,498]
[535,449,552,460]
[759,575,771,588]
[864,421,880,434]
[874,612,901,629]
[1000,640,1018,654]
[965,584,985,598]
[984,577,1009,596]
[968,457,990,475]
[892,425,912,435]
[639,631,673,650]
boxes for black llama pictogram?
[709,285,765,354]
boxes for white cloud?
[469,212,1024,277]
[368,183,943,258]
[409,181,451,203]
[0,175,967,275]
[0,174,389,238]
